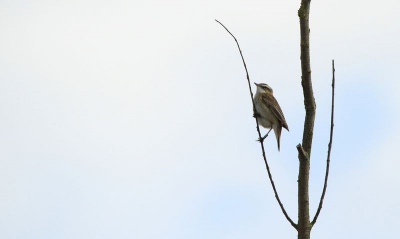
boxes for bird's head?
[254,82,273,94]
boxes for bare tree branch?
[296,144,308,161]
[311,60,335,227]
[215,19,297,230]
[297,0,315,238]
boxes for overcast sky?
[1,0,399,238]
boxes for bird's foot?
[253,112,261,118]
[256,133,269,143]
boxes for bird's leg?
[257,128,272,142]
[262,128,273,139]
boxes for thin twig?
[215,19,297,230]
[311,59,335,227]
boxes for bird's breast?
[254,95,277,128]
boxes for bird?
[253,82,289,151]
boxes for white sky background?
[1,0,399,238]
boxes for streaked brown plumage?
[253,82,289,151]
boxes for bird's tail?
[273,124,282,151]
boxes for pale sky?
[1,0,399,238]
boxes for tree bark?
[297,0,315,238]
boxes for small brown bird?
[253,82,289,151]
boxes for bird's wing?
[261,94,289,131]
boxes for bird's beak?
[254,82,259,86]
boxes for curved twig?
[311,60,335,227]
[215,19,297,230]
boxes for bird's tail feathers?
[273,124,282,151]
